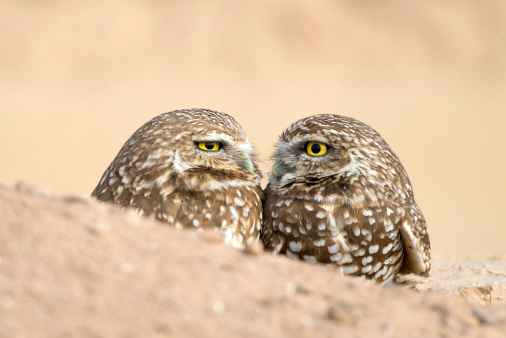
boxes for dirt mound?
[1,183,505,337]
[399,259,506,305]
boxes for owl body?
[92,109,263,248]
[262,114,430,283]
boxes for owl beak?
[271,158,294,181]
[239,154,255,173]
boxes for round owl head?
[155,109,261,188]
[269,114,413,206]
[92,108,262,205]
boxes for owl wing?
[398,203,431,276]
[92,142,176,217]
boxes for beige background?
[1,0,505,256]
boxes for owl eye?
[305,142,328,156]
[197,141,222,151]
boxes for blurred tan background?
[1,0,505,256]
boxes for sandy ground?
[1,183,505,337]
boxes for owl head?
[269,114,412,206]
[149,109,261,190]
[93,108,262,201]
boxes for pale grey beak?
[271,158,294,180]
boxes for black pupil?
[311,143,321,154]
[205,142,216,150]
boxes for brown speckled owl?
[92,108,263,249]
[261,114,430,284]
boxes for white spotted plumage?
[92,108,264,249]
[261,114,430,284]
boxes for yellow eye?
[306,142,327,156]
[197,141,222,151]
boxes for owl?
[261,114,430,284]
[92,108,264,249]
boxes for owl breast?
[262,188,405,283]
[169,185,264,249]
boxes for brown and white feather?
[92,108,263,248]
[261,114,430,284]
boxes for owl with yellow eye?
[261,114,431,284]
[92,108,264,249]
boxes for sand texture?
[1,183,505,337]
